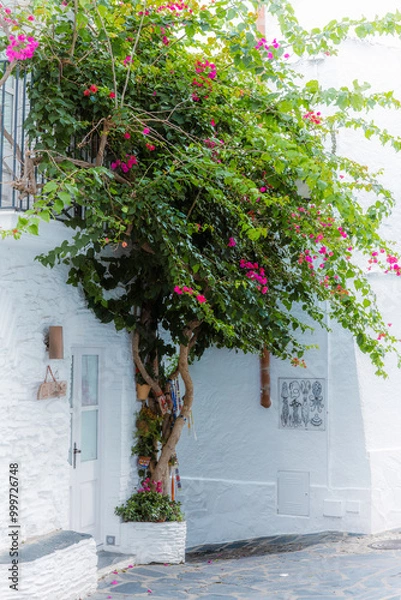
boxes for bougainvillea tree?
[3,0,401,492]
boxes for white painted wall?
[178,318,372,547]
[178,0,401,546]
[0,212,136,553]
[286,0,401,535]
[1,0,401,557]
[0,536,97,600]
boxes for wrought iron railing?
[0,60,31,210]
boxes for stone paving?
[86,529,401,599]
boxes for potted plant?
[115,479,186,563]
[135,370,151,401]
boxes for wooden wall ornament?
[48,326,64,359]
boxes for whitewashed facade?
[1,0,401,597]
[178,0,401,546]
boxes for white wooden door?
[69,349,102,543]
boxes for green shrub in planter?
[115,479,184,523]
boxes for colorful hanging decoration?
[171,468,175,501]
[169,378,182,418]
[157,392,169,415]
[175,466,182,490]
[137,456,151,469]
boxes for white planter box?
[118,521,186,564]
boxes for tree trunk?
[132,321,199,496]
[152,339,195,491]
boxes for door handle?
[73,443,81,469]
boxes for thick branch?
[34,153,131,185]
[0,61,16,90]
[95,119,111,166]
[69,0,79,57]
[132,330,163,396]
[2,125,22,164]
[94,0,118,108]
[120,0,147,107]
[152,321,200,483]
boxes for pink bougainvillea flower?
[128,565,134,568]
[174,286,183,294]
[89,84,98,93]
[284,53,290,59]
[228,237,236,247]
[259,186,266,192]
[210,119,216,127]
[147,590,153,594]
[143,127,150,135]
[182,286,193,294]
[112,570,118,574]
[196,294,207,303]
[146,143,156,151]
[28,15,35,21]
[83,89,90,96]
[111,580,118,585]
[109,91,116,98]
[124,132,131,139]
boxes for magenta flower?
[111,580,118,585]
[174,286,183,294]
[196,294,207,303]
[228,237,236,247]
[143,127,150,135]
[127,155,138,168]
[124,132,131,139]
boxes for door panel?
[69,349,102,544]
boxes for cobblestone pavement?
[86,529,401,599]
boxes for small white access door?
[69,349,102,543]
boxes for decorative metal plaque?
[278,378,326,431]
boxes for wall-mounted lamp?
[48,326,64,359]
